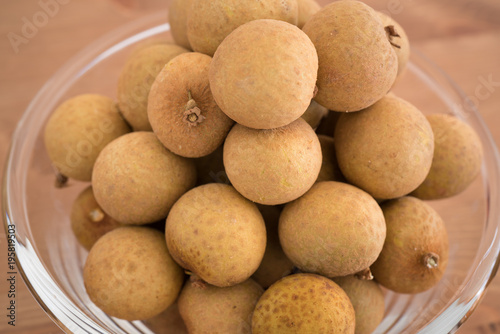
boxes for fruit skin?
[223,118,322,205]
[252,205,294,288]
[302,0,397,112]
[117,43,188,131]
[148,52,234,158]
[279,181,386,277]
[297,0,321,28]
[83,227,184,321]
[165,183,267,287]
[210,19,318,130]
[411,114,483,200]
[44,94,131,181]
[178,278,264,334]
[92,132,196,225]
[333,275,385,334]
[70,185,123,251]
[371,196,449,294]
[316,135,344,183]
[252,273,355,334]
[143,302,188,334]
[187,0,298,57]
[334,94,434,199]
[378,12,410,78]
[168,0,193,50]
[301,100,329,129]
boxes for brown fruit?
[168,0,193,50]
[148,52,234,158]
[302,0,397,112]
[70,185,123,251]
[210,19,318,129]
[44,94,130,181]
[334,94,434,199]
[301,100,329,129]
[83,227,184,320]
[378,12,410,78]
[252,205,294,288]
[297,0,321,28]
[187,0,299,56]
[316,135,344,183]
[223,118,322,205]
[279,181,386,277]
[165,184,267,287]
[333,275,385,334]
[117,43,188,131]
[371,196,449,294]
[412,114,483,200]
[143,302,188,334]
[252,273,355,334]
[92,132,196,225]
[178,278,264,334]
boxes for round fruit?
[334,94,434,199]
[83,227,184,320]
[117,43,188,131]
[279,181,386,277]
[302,0,397,112]
[92,132,196,225]
[252,273,355,334]
[297,0,321,28]
[44,94,130,181]
[333,275,385,334]
[316,135,344,183]
[148,52,234,158]
[378,12,410,78]
[252,205,294,288]
[223,118,322,205]
[301,100,329,129]
[187,0,298,56]
[371,196,449,294]
[70,185,123,251]
[210,19,318,129]
[168,0,193,50]
[165,183,267,287]
[143,302,188,334]
[412,114,483,200]
[178,278,264,334]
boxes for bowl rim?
[3,11,500,334]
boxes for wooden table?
[0,0,499,333]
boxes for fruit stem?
[423,252,440,269]
[355,268,374,280]
[385,25,401,49]
[183,90,206,127]
[187,272,207,289]
[89,208,105,223]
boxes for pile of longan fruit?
[44,0,484,333]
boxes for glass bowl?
[3,11,500,334]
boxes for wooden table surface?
[0,0,499,333]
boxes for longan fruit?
[412,114,483,200]
[187,0,298,56]
[92,132,196,225]
[210,19,318,129]
[223,118,322,205]
[44,94,130,182]
[302,1,397,112]
[378,12,410,78]
[83,227,184,320]
[168,0,193,50]
[297,0,321,28]
[148,52,234,158]
[117,43,188,131]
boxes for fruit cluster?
[44,0,484,333]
